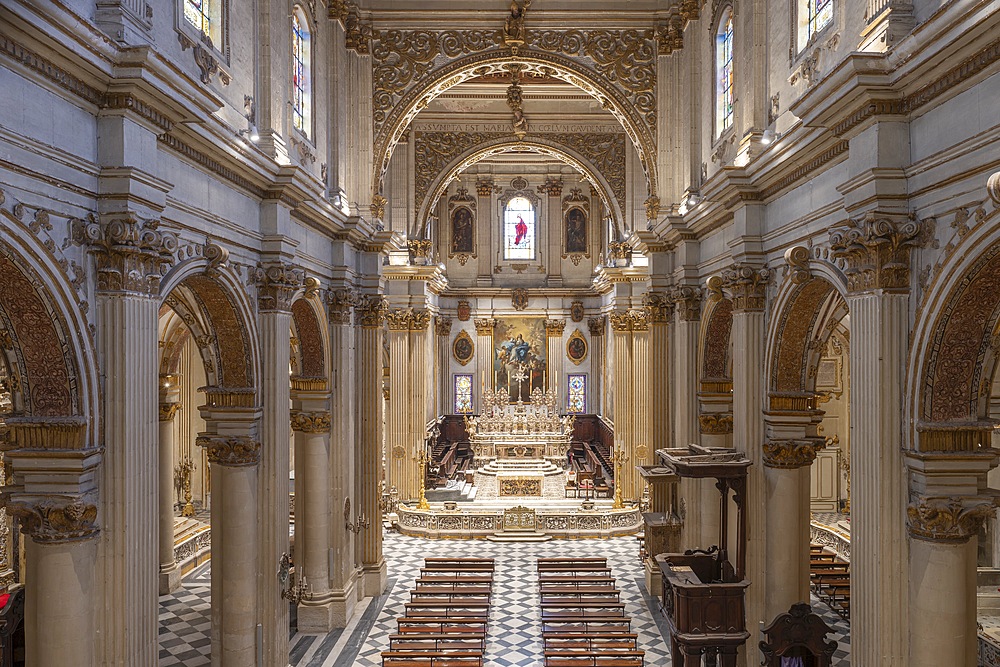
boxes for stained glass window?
[184,0,211,36]
[568,375,586,414]
[807,0,833,41]
[455,375,474,414]
[503,196,535,260]
[716,10,734,135]
[292,8,311,135]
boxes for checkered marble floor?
[158,530,852,666]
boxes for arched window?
[715,8,735,136]
[802,0,833,48]
[292,7,312,136]
[184,0,222,44]
[503,196,536,260]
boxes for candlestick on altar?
[416,448,431,510]
[611,448,629,509]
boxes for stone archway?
[698,297,733,446]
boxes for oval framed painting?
[453,330,475,366]
[566,329,588,365]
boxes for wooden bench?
[381,650,484,667]
[543,633,639,650]
[538,574,616,585]
[541,601,626,614]
[543,653,645,667]
[396,619,489,634]
[541,619,633,634]
[537,564,614,575]
[416,575,494,586]
[540,592,621,605]
[412,586,492,598]
[538,557,607,567]
[421,563,496,574]
[388,636,487,652]
[541,609,629,623]
[425,558,495,569]
[539,583,618,594]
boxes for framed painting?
[453,330,474,366]
[566,329,588,365]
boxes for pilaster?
[671,285,701,449]
[645,292,673,455]
[474,318,498,414]
[545,319,566,407]
[475,179,495,285]
[587,317,606,416]
[435,317,453,415]
[609,309,650,500]
[385,308,432,501]
[158,398,181,595]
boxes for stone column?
[609,309,648,500]
[632,319,652,496]
[587,317,606,416]
[715,264,770,656]
[355,295,388,596]
[386,308,432,501]
[671,286,702,448]
[197,435,261,667]
[474,318,497,411]
[256,263,301,665]
[645,293,673,455]
[762,438,821,618]
[3,418,100,667]
[290,402,334,631]
[830,216,919,666]
[435,317,453,414]
[158,397,181,595]
[81,216,173,666]
[545,319,566,405]
[328,288,358,625]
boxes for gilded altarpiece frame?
[448,187,476,265]
[493,317,547,402]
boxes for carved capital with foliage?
[196,435,261,467]
[670,285,702,321]
[370,194,388,220]
[907,495,997,543]
[721,264,771,312]
[587,316,606,337]
[434,316,453,337]
[829,213,921,293]
[328,287,358,325]
[537,178,564,197]
[762,439,823,469]
[256,262,304,313]
[609,309,649,332]
[73,215,177,295]
[544,319,566,336]
[159,402,181,422]
[290,410,332,434]
[644,291,674,323]
[698,413,733,435]
[474,318,498,335]
[386,308,431,331]
[354,294,388,328]
[6,496,99,543]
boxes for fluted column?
[197,435,261,667]
[158,397,182,595]
[587,318,605,416]
[714,264,769,658]
[609,309,648,500]
[475,179,494,285]
[542,179,563,286]
[355,295,387,596]
[256,264,300,666]
[545,319,566,405]
[632,321,652,498]
[645,293,672,455]
[328,288,358,625]
[435,317,453,414]
[291,404,334,631]
[671,286,701,448]
[830,216,919,666]
[474,318,497,412]
[4,418,100,667]
[81,216,173,666]
[386,308,432,500]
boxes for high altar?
[463,387,574,496]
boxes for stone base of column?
[644,559,661,600]
[363,559,387,597]
[158,563,181,596]
[328,578,360,628]
[298,596,337,633]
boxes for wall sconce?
[239,116,260,143]
[278,552,307,604]
[345,497,370,534]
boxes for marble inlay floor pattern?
[158,530,853,666]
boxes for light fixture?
[239,117,260,143]
[685,192,703,208]
[761,128,776,145]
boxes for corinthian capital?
[762,439,822,468]
[829,213,921,293]
[907,495,997,543]
[720,264,771,312]
[6,496,99,543]
[587,317,606,337]
[670,285,702,321]
[327,287,357,325]
[354,294,388,328]
[609,309,649,332]
[290,410,332,434]
[544,319,566,336]
[196,435,261,467]
[72,215,177,295]
[434,316,453,337]
[474,318,498,335]
[257,262,304,313]
[386,308,431,331]
[644,291,674,323]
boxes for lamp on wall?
[239,117,260,143]
[761,128,777,145]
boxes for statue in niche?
[451,207,474,254]
[565,207,587,253]
[503,0,531,47]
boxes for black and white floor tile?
[158,530,852,666]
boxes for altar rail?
[396,504,642,539]
[809,520,850,563]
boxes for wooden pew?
[543,653,645,667]
[396,618,489,634]
[543,633,639,651]
[541,618,633,634]
[388,636,486,652]
[540,592,621,605]
[538,574,616,585]
[416,575,493,586]
[381,650,484,667]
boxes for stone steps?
[486,530,553,543]
[478,458,564,477]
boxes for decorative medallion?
[453,330,475,366]
[567,329,588,365]
[511,176,529,191]
[635,445,650,460]
[512,288,529,311]
[457,300,471,321]
[570,300,584,322]
[391,445,406,459]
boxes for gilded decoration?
[196,435,261,467]
[499,477,542,497]
[6,497,98,543]
[771,280,832,393]
[609,309,649,332]
[588,316,605,337]
[762,439,823,469]
[512,288,529,311]
[571,301,584,323]
[544,319,566,337]
[0,252,78,416]
[290,410,331,434]
[475,180,495,197]
[291,299,326,378]
[453,330,475,366]
[355,295,388,328]
[159,403,181,422]
[386,308,431,331]
[434,316,453,337]
[567,329,588,365]
[538,178,563,197]
[474,318,497,335]
[907,496,997,543]
[457,300,471,321]
[698,413,733,435]
[644,291,673,323]
[328,287,358,325]
[391,445,406,459]
[72,215,177,295]
[829,213,921,293]
[184,275,253,387]
[671,285,702,322]
[784,245,812,285]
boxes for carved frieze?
[907,496,996,543]
[829,214,921,293]
[7,497,99,543]
[762,439,822,469]
[698,413,733,435]
[196,435,261,467]
[257,262,304,313]
[72,215,177,295]
[290,410,332,434]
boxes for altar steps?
[486,529,553,543]
[478,458,564,477]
